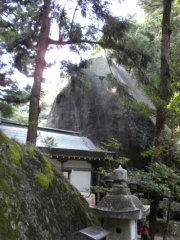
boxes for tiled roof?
[0,118,114,157]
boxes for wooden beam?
[92,170,101,173]
[61,167,92,171]
[61,169,71,173]
[50,155,103,162]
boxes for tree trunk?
[163,185,175,240]
[149,1,172,239]
[148,191,160,240]
[26,0,50,144]
[163,128,175,240]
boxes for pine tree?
[0,0,156,144]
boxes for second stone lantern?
[91,165,150,240]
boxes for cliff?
[0,131,98,240]
[47,57,155,169]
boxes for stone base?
[105,218,137,240]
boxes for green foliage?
[95,16,157,84]
[130,89,180,200]
[88,185,109,194]
[0,0,163,144]
[100,138,121,150]
[0,74,31,118]
[170,33,180,92]
[141,129,179,157]
[130,101,156,117]
[0,0,112,80]
[60,60,91,96]
[0,1,42,76]
[11,86,56,125]
[0,102,14,118]
[137,0,180,88]
[97,139,129,166]
[89,138,129,193]
[129,162,180,198]
[40,137,58,148]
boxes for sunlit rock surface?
[0,132,97,240]
[47,57,155,169]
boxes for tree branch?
[47,37,150,84]
[47,37,100,46]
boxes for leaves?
[130,101,156,117]
[130,162,180,198]
[60,59,91,96]
[40,136,58,148]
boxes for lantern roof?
[91,166,150,220]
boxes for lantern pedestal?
[91,166,150,240]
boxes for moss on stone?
[7,165,24,183]
[26,146,35,155]
[20,200,27,213]
[47,172,54,183]
[0,153,6,161]
[0,178,11,195]
[0,131,21,151]
[64,182,71,191]
[0,160,25,199]
[8,144,21,164]
[15,167,26,178]
[0,132,22,164]
[34,171,54,190]
[43,155,52,172]
[0,161,19,239]
[0,131,98,239]
[0,199,19,239]
[34,172,49,190]
[0,164,12,196]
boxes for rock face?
[0,132,97,240]
[47,57,155,169]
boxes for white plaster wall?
[49,159,91,192]
[63,172,68,178]
[131,220,136,240]
[70,171,91,192]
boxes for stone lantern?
[129,177,138,194]
[102,175,114,189]
[91,165,150,240]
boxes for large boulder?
[47,57,155,169]
[0,132,98,240]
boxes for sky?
[13,0,144,91]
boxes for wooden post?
[97,173,100,204]
[68,171,71,181]
[163,198,168,219]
